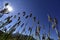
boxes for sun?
[6,5,13,12]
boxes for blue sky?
[0,0,60,40]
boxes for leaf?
[8,20,12,23]
[29,13,32,17]
[10,27,16,34]
[23,11,26,16]
[54,18,58,25]
[35,25,40,36]
[17,21,21,26]
[28,27,32,35]
[0,20,12,28]
[37,20,40,24]
[0,8,9,14]
[21,23,24,27]
[18,12,20,15]
[5,16,12,20]
[14,15,16,18]
[47,14,52,22]
[18,17,20,21]
[52,23,56,29]
[5,3,9,6]
[33,16,36,22]
[28,27,32,31]
[42,34,45,39]
[25,15,28,19]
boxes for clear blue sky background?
[0,0,60,40]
